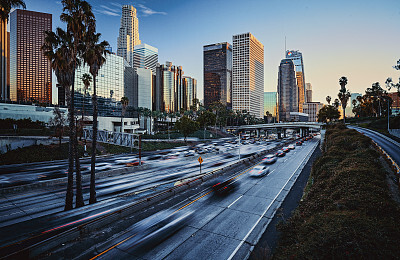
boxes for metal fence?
[83,128,140,148]
[389,129,400,139]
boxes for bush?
[273,126,400,259]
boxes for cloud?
[137,4,167,16]
[94,5,120,17]
[100,5,119,13]
[110,2,122,8]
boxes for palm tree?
[120,96,129,133]
[339,76,348,92]
[81,30,109,204]
[42,28,76,211]
[338,76,350,124]
[0,0,25,21]
[326,96,332,105]
[80,73,91,121]
[333,98,340,109]
[61,0,95,208]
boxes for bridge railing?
[83,128,140,148]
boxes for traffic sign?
[198,156,203,164]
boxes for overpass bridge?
[226,122,323,138]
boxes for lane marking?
[226,140,318,260]
[227,195,243,208]
[89,234,137,260]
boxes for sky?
[20,0,400,105]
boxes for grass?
[273,124,400,259]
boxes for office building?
[9,9,52,104]
[117,5,141,67]
[135,67,153,110]
[61,53,132,117]
[286,50,305,112]
[303,102,323,122]
[306,83,312,102]
[1,19,8,101]
[388,92,399,115]
[232,33,264,118]
[264,92,277,122]
[183,76,197,110]
[203,42,232,108]
[277,59,298,122]
[155,61,183,113]
[133,43,158,74]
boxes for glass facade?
[136,67,153,110]
[232,33,264,118]
[303,102,323,122]
[203,42,232,108]
[286,50,305,112]
[183,76,197,110]
[9,9,52,104]
[1,19,7,101]
[133,43,158,74]
[305,82,312,102]
[277,59,297,122]
[72,53,131,117]
[264,92,277,118]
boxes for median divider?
[14,139,300,259]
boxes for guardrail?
[2,139,300,259]
[371,140,400,183]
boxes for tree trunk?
[65,86,74,211]
[90,75,98,204]
[74,118,84,207]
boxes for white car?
[249,165,270,177]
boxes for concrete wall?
[0,136,65,154]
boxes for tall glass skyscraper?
[136,67,153,110]
[264,92,277,119]
[277,59,297,122]
[133,43,158,74]
[305,82,312,102]
[183,76,197,110]
[10,9,52,104]
[69,53,133,117]
[203,42,232,108]
[286,50,305,112]
[117,5,141,67]
[1,19,8,101]
[232,33,264,118]
[156,62,183,113]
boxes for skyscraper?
[133,43,158,74]
[232,33,264,118]
[136,67,153,110]
[264,92,278,120]
[183,76,197,110]
[117,5,141,67]
[203,42,232,108]
[303,102,323,122]
[286,50,305,112]
[0,19,8,101]
[305,82,312,102]
[155,61,183,113]
[277,59,298,122]
[10,9,52,103]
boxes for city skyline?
[11,0,400,105]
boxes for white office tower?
[133,43,158,74]
[136,68,153,110]
[117,5,141,67]
[232,33,264,118]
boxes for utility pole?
[139,135,142,166]
[238,133,241,160]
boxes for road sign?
[198,156,203,164]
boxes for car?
[249,165,270,177]
[211,177,238,195]
[183,150,196,157]
[146,154,162,160]
[262,154,277,164]
[126,161,144,166]
[95,162,112,171]
[296,141,303,146]
[276,150,286,157]
[281,147,290,153]
[197,149,206,154]
[288,144,295,150]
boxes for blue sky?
[21,0,400,104]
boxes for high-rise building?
[232,33,264,118]
[10,9,52,103]
[135,67,153,110]
[277,59,298,122]
[388,92,400,115]
[64,53,132,117]
[0,19,8,101]
[286,50,305,112]
[155,61,183,113]
[303,102,323,122]
[183,76,197,110]
[133,43,158,74]
[305,83,312,102]
[264,92,277,122]
[117,5,141,67]
[347,92,362,117]
[203,42,232,108]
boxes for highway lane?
[348,126,400,166]
[89,136,320,260]
[0,141,280,254]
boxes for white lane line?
[227,195,243,208]
[226,141,318,260]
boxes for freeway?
[84,136,320,260]
[0,138,286,258]
[348,126,400,166]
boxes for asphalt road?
[348,126,400,166]
[0,139,282,257]
[87,136,320,260]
